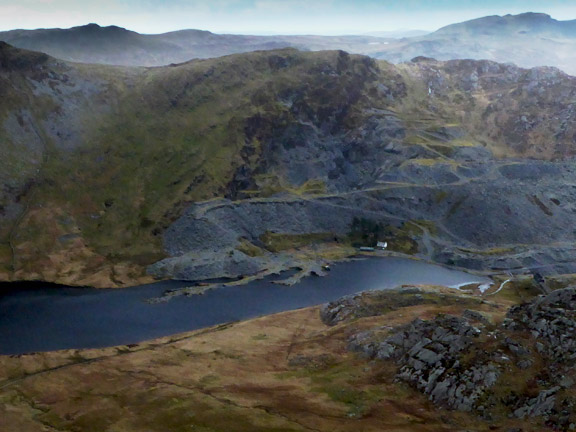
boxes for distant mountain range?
[0,23,396,67]
[363,29,430,38]
[2,13,576,74]
[373,12,576,74]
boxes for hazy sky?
[1,0,576,34]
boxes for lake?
[0,257,490,355]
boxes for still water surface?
[0,257,490,355]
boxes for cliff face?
[1,45,576,286]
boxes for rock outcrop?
[350,315,496,412]
[343,287,576,428]
[320,286,481,326]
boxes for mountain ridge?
[373,12,576,74]
[435,12,576,36]
[3,13,576,74]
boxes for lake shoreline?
[0,250,496,294]
[0,256,491,355]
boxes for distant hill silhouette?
[373,13,576,74]
[1,13,576,74]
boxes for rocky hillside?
[2,44,576,287]
[328,285,576,430]
[150,56,576,283]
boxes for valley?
[2,10,576,430]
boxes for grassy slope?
[0,44,59,277]
[3,49,385,286]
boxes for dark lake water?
[0,257,490,355]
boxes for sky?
[1,0,576,35]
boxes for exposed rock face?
[154,57,576,282]
[349,315,497,412]
[342,287,576,428]
[513,387,561,419]
[149,248,267,281]
[505,288,576,363]
[148,197,381,281]
[162,198,362,258]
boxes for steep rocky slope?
[150,56,576,282]
[1,44,576,286]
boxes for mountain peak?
[506,12,552,20]
[70,23,132,35]
[433,12,566,37]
